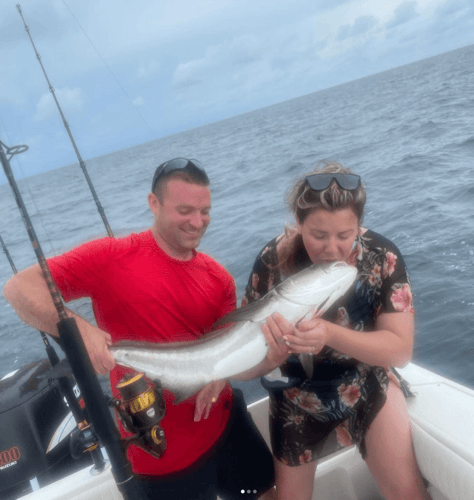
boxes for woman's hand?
[281,314,332,355]
[261,312,292,369]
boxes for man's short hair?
[151,158,210,201]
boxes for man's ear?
[148,192,161,216]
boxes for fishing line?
[17,4,114,239]
[0,113,54,254]
[60,0,157,141]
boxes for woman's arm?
[327,311,413,367]
[279,311,414,367]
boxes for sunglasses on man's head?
[304,173,361,192]
[151,158,208,192]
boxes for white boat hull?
[18,363,474,500]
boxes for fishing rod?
[0,234,18,273]
[16,4,114,239]
[0,138,147,499]
[0,232,108,471]
[1,233,67,374]
[1,232,70,390]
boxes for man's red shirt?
[48,230,236,475]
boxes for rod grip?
[57,318,139,491]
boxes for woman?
[241,162,432,500]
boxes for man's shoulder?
[194,252,234,282]
[55,230,151,260]
[108,230,153,250]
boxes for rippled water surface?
[1,44,473,402]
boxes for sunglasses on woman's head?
[304,173,361,191]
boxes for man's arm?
[3,264,115,374]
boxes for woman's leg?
[364,380,432,500]
[274,458,318,500]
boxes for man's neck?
[149,226,194,261]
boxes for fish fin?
[263,367,289,383]
[298,354,314,379]
[36,358,73,379]
[213,294,275,328]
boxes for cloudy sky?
[0,0,472,181]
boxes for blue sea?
[1,44,473,403]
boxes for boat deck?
[18,363,474,500]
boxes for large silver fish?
[111,261,357,403]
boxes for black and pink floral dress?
[242,229,414,466]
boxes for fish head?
[277,261,357,309]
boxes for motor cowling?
[0,359,92,499]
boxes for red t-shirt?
[48,230,236,475]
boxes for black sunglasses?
[151,158,209,192]
[305,173,361,191]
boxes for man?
[3,158,275,500]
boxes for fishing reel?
[109,372,167,459]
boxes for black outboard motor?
[0,359,92,500]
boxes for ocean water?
[1,44,473,403]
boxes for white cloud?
[34,87,85,121]
[164,0,467,129]
[132,97,145,106]
[337,15,378,41]
[172,34,260,90]
[386,0,420,29]
[137,61,159,79]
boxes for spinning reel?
[110,372,167,459]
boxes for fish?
[110,261,357,403]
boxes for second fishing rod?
[16,3,114,240]
[0,139,149,499]
[0,232,107,472]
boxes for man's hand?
[74,315,116,374]
[194,379,227,422]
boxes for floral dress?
[242,229,414,466]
